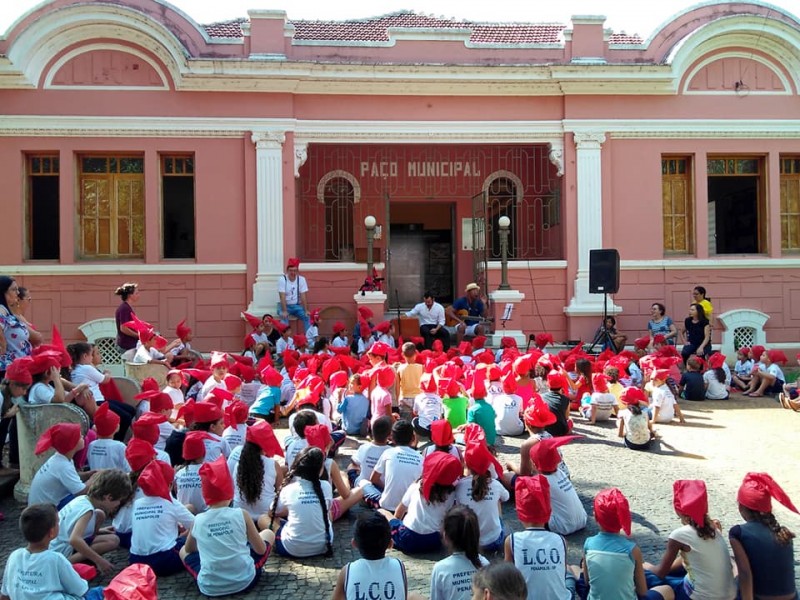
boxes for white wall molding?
[566,119,800,139]
[681,50,792,95]
[621,258,800,270]
[0,263,247,275]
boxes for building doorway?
[389,202,454,308]
[707,157,764,254]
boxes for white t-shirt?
[203,432,231,463]
[703,370,728,400]
[584,392,617,421]
[454,477,509,546]
[50,495,96,557]
[413,393,443,429]
[163,386,184,408]
[28,454,85,507]
[421,444,463,463]
[373,446,424,511]
[27,382,55,405]
[130,495,195,555]
[669,525,737,600]
[133,345,163,365]
[232,454,278,519]
[222,424,247,450]
[619,409,651,446]
[510,528,571,600]
[331,336,349,348]
[71,364,105,403]
[200,377,225,400]
[276,479,333,557]
[767,363,785,382]
[157,421,176,451]
[284,438,309,470]
[87,438,129,471]
[430,553,489,600]
[544,470,587,536]
[278,273,308,305]
[1,548,88,600]
[352,442,390,485]
[193,507,256,596]
[405,302,445,327]
[400,481,455,535]
[491,392,524,436]
[346,557,408,600]
[275,337,295,355]
[113,488,144,534]
[287,409,333,435]
[651,385,676,423]
[175,464,206,513]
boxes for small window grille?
[733,326,756,351]
[95,337,123,368]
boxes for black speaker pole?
[587,292,615,354]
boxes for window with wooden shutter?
[662,156,693,254]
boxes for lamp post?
[498,215,511,290]
[364,215,377,279]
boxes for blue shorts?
[359,483,382,508]
[389,518,441,554]
[480,523,506,554]
[767,378,785,395]
[183,543,270,593]
[129,538,186,576]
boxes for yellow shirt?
[397,362,423,398]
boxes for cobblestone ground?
[1,393,798,598]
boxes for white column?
[248,131,286,314]
[565,130,622,316]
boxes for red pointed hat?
[515,475,551,524]
[104,563,158,600]
[369,342,391,358]
[421,452,462,501]
[293,334,308,348]
[206,386,234,406]
[708,353,726,369]
[673,480,708,526]
[175,319,192,339]
[182,431,213,461]
[329,371,349,389]
[737,472,798,514]
[595,488,632,535]
[513,356,533,376]
[94,402,121,437]
[132,414,165,445]
[35,423,82,455]
[420,374,437,393]
[246,420,284,457]
[376,366,395,389]
[224,400,249,428]
[149,392,174,414]
[50,325,73,368]
[309,308,321,324]
[305,424,332,451]
[530,435,581,473]
[242,312,262,330]
[751,345,765,360]
[200,456,234,505]
[332,321,346,334]
[592,373,609,393]
[471,336,487,350]
[140,377,161,393]
[523,395,556,429]
[374,321,391,334]
[28,351,61,375]
[546,371,565,390]
[286,257,300,269]
[223,374,242,392]
[5,357,33,385]
[125,438,157,472]
[620,387,647,406]
[210,351,229,369]
[502,372,517,394]
[430,419,455,447]
[767,349,788,365]
[357,305,374,320]
[194,401,224,424]
[464,424,503,477]
[470,375,487,399]
[633,336,650,350]
[535,333,554,349]
[260,366,284,387]
[138,460,174,501]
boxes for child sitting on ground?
[87,403,128,471]
[421,419,463,463]
[704,354,730,400]
[175,431,213,514]
[284,410,317,469]
[337,372,369,436]
[370,419,423,512]
[181,457,274,597]
[28,423,94,509]
[644,480,736,600]
[430,506,489,600]
[582,488,674,600]
[779,352,800,411]
[730,472,798,599]
[221,400,249,450]
[492,373,524,437]
[231,421,284,531]
[579,373,616,424]
[529,437,587,535]
[1,504,91,599]
[332,511,409,600]
[347,415,392,508]
[651,370,685,425]
[505,475,575,600]
[251,365,283,423]
[679,357,706,401]
[502,398,558,492]
[413,375,443,439]
[617,387,655,451]
[731,347,754,392]
[744,349,787,398]
[50,470,131,574]
[110,439,156,550]
[465,377,497,447]
[441,378,469,430]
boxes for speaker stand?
[586,293,616,354]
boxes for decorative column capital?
[573,130,606,149]
[294,141,308,178]
[548,141,564,177]
[251,131,286,149]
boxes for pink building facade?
[2,0,800,357]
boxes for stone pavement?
[1,393,798,598]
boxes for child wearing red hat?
[582,488,674,600]
[743,348,786,398]
[129,460,195,576]
[412,374,444,439]
[456,425,509,552]
[645,480,736,600]
[441,378,469,430]
[189,401,230,463]
[529,437,587,535]
[617,387,655,451]
[337,372,369,436]
[396,342,424,420]
[678,357,706,402]
[283,410,318,470]
[175,431,214,514]
[542,371,573,437]
[580,373,617,424]
[370,366,395,431]
[87,403,127,471]
[651,370,685,425]
[110,439,157,549]
[370,419,423,512]
[731,347,755,392]
[221,400,249,450]
[506,475,576,600]
[28,423,93,509]
[421,419,463,464]
[181,457,274,596]
[162,369,186,412]
[199,352,229,399]
[465,376,497,447]
[730,472,797,599]
[132,412,173,465]
[380,451,461,554]
[491,372,524,436]
[346,415,392,508]
[430,506,489,600]
[274,323,295,356]
[230,421,283,530]
[703,353,730,400]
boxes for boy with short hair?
[332,510,407,600]
[87,402,128,471]
[1,504,90,600]
[28,423,94,509]
[396,342,423,420]
[337,373,370,436]
[370,419,422,512]
[50,469,132,574]
[348,416,393,507]
[651,369,686,424]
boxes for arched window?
[324,177,355,261]
[487,176,518,259]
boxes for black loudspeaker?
[589,249,620,294]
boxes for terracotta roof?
[202,11,566,44]
[608,32,643,44]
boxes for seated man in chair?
[446,282,488,344]
[405,291,449,351]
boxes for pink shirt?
[370,386,392,426]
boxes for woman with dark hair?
[114,282,140,357]
[692,287,714,322]
[647,302,678,346]
[12,286,43,347]
[681,303,711,364]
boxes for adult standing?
[692,286,714,322]
[405,291,449,350]
[647,303,678,347]
[681,303,712,364]
[114,282,140,359]
[446,282,487,343]
[278,258,310,333]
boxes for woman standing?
[681,303,711,364]
[12,287,43,348]
[647,303,678,347]
[114,282,140,358]
[692,287,714,322]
